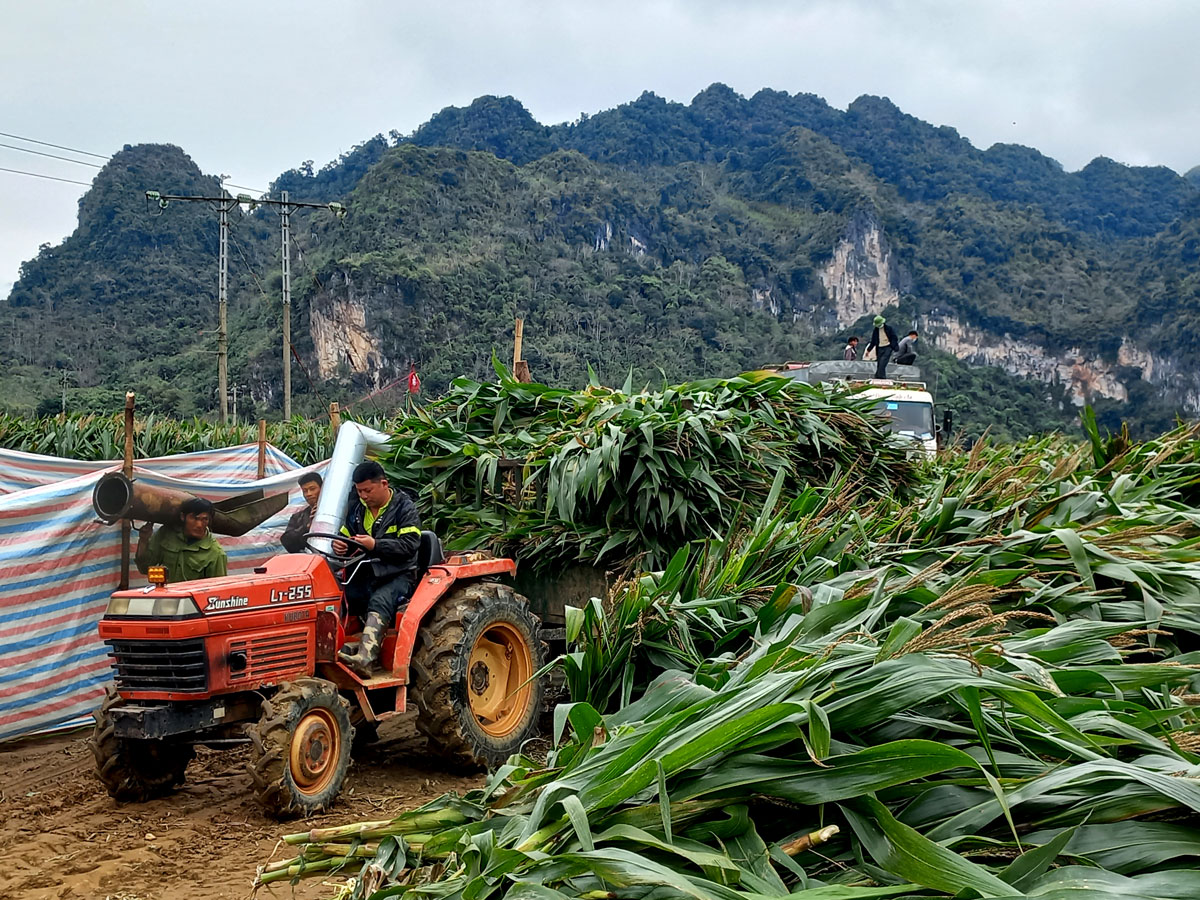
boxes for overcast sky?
[2,0,1198,298]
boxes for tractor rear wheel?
[91,686,194,801]
[411,582,543,768]
[246,678,354,818]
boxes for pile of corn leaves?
[263,402,1200,899]
[382,366,920,571]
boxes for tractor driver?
[135,497,228,583]
[333,461,422,676]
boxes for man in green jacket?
[135,497,228,583]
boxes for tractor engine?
[98,555,342,738]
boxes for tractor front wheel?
[412,582,543,768]
[91,686,194,801]
[246,678,354,818]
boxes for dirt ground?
[0,712,483,900]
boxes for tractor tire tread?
[412,582,543,769]
[90,686,193,802]
[245,677,354,819]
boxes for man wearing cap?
[865,315,901,379]
[135,497,228,583]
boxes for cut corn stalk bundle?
[381,364,923,571]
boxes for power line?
[1,129,271,195]
[0,130,109,160]
[0,140,103,168]
[0,165,92,187]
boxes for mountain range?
[5,83,1199,440]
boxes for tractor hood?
[104,554,341,620]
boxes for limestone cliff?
[818,214,1200,412]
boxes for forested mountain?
[5,85,1199,439]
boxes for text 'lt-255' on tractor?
[89,424,545,818]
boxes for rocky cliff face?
[817,215,1200,412]
[817,211,905,331]
[309,272,380,382]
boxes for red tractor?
[90,530,544,816]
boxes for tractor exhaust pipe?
[92,472,288,537]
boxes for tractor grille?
[106,638,208,694]
[227,629,310,683]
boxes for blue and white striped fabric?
[0,445,328,741]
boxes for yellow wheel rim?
[289,708,341,795]
[467,623,535,738]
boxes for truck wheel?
[91,685,194,801]
[412,582,543,768]
[246,678,354,818]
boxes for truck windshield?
[875,400,934,440]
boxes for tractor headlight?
[104,595,200,617]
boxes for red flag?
[407,363,421,394]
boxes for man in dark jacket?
[865,315,900,379]
[280,471,323,553]
[334,461,422,675]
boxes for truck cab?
[755,361,945,460]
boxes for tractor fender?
[390,558,516,674]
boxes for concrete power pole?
[280,190,292,419]
[218,188,230,424]
[145,187,344,422]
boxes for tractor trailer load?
[91,423,545,817]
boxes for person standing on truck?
[843,336,860,360]
[334,461,422,676]
[135,497,228,583]
[895,330,919,366]
[866,315,900,378]
[280,471,323,553]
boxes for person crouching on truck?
[866,315,900,379]
[895,330,919,366]
[135,497,228,583]
[334,461,422,676]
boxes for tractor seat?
[416,530,444,579]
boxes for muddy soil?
[0,712,482,900]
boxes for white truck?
[759,360,949,459]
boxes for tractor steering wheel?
[303,531,370,567]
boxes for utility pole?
[218,180,230,424]
[145,188,345,422]
[280,190,292,419]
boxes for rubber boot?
[338,611,385,678]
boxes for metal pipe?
[93,473,287,537]
[309,422,392,554]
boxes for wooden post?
[512,317,524,372]
[119,392,135,590]
[329,401,341,430]
[512,317,532,382]
[257,418,267,480]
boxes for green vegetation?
[380,367,920,572]
[0,411,348,466]
[3,85,1197,439]
[258,392,1200,899]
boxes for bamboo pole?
[119,392,135,590]
[257,418,267,479]
[512,317,524,372]
[329,401,341,430]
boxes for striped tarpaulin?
[0,445,328,741]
